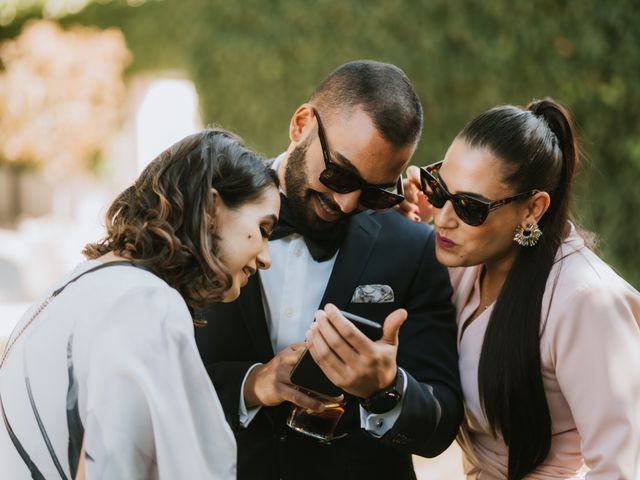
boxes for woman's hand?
[75,440,85,480]
[395,165,434,223]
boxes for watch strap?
[359,369,403,414]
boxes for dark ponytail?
[459,98,580,479]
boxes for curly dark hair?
[83,129,278,316]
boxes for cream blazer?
[0,261,236,479]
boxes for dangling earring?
[513,222,542,247]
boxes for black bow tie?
[271,193,347,262]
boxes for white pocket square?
[351,284,394,303]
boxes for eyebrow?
[331,151,398,189]
[438,172,491,202]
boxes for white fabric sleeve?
[551,285,640,480]
[360,368,408,438]
[83,286,237,480]
[238,363,263,427]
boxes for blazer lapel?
[238,274,274,361]
[319,212,381,309]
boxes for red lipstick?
[436,232,457,249]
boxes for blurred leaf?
[2,0,639,285]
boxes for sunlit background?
[1,1,639,477]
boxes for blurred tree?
[0,19,130,221]
[2,0,639,285]
[0,0,157,27]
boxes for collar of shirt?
[261,154,338,353]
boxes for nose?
[332,190,361,214]
[256,243,272,270]
[433,200,458,229]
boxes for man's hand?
[305,304,408,399]
[395,165,434,223]
[243,343,333,412]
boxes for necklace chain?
[480,287,492,311]
[0,260,137,370]
[478,270,495,312]
[0,295,53,369]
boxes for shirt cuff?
[239,363,263,428]
[360,368,408,438]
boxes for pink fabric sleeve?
[550,285,640,479]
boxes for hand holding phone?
[243,342,329,412]
[289,310,383,397]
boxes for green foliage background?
[4,0,639,286]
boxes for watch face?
[365,390,401,414]
[362,371,403,414]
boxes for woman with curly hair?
[0,129,280,479]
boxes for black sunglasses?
[419,161,538,226]
[313,108,405,210]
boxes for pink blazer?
[452,225,640,479]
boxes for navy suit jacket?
[195,209,463,480]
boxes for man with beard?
[195,60,462,480]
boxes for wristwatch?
[359,370,403,414]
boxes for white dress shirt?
[261,234,337,354]
[239,154,405,437]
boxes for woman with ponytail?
[404,98,640,479]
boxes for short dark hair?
[460,99,581,479]
[84,129,278,312]
[309,60,423,149]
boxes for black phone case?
[289,311,383,397]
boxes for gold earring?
[513,223,542,247]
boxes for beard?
[284,142,353,242]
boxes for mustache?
[314,191,357,221]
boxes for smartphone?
[289,310,383,397]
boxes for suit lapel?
[319,212,381,309]
[237,212,380,359]
[238,274,274,361]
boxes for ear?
[206,188,223,226]
[522,191,551,225]
[209,187,231,223]
[210,187,225,210]
[289,103,315,143]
